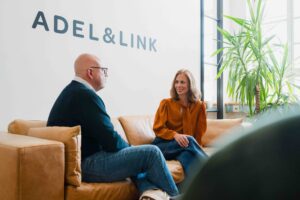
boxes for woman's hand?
[174,133,189,147]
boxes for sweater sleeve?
[153,99,177,140]
[81,91,129,152]
[194,101,207,145]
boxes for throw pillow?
[27,126,81,187]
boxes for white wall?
[0,0,200,131]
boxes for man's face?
[89,58,107,91]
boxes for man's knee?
[142,144,163,158]
[143,144,161,153]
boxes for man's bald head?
[74,53,101,77]
[73,53,106,91]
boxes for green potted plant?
[213,0,299,116]
[263,44,299,111]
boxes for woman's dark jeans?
[152,136,208,191]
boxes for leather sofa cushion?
[8,119,46,135]
[111,118,129,143]
[202,118,243,147]
[0,133,64,200]
[119,115,155,145]
[66,180,138,200]
[28,126,81,187]
[65,162,183,200]
[166,160,184,183]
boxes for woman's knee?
[187,136,198,144]
[186,136,205,153]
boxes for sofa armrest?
[8,119,46,135]
[0,133,65,200]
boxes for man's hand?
[174,133,189,148]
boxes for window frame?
[200,0,223,119]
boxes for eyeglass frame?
[89,66,108,76]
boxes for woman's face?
[174,73,189,97]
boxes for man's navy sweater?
[47,81,129,159]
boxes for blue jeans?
[152,136,208,182]
[81,145,179,196]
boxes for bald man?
[47,54,179,200]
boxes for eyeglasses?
[90,66,108,76]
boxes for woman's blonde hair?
[170,69,201,103]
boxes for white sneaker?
[139,189,170,200]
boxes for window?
[201,0,299,119]
[264,0,300,97]
[203,0,218,105]
[201,0,223,118]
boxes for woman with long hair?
[152,69,208,190]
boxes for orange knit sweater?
[153,98,207,145]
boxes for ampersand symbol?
[103,27,115,44]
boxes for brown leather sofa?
[0,116,243,200]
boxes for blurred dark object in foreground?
[182,105,300,200]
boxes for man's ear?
[86,68,93,79]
